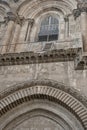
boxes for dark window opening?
[38,35,47,42]
[38,16,59,42]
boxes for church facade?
[0,0,87,130]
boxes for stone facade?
[0,0,87,130]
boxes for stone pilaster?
[2,12,16,53]
[73,2,87,52]
[64,16,69,38]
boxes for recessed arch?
[0,79,87,129]
[2,101,84,130]
[17,0,77,18]
[0,3,10,25]
[0,3,10,15]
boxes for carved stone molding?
[73,2,87,19]
[5,12,16,22]
[0,79,87,129]
[16,15,25,26]
[27,18,34,26]
[0,48,81,66]
[0,37,82,66]
[77,2,87,12]
[2,102,84,130]
[73,9,81,20]
[4,12,24,26]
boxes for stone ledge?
[0,48,81,66]
[0,36,83,70]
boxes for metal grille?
[38,16,59,41]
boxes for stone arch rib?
[0,79,87,129]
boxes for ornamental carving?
[73,2,87,19]
[0,80,87,129]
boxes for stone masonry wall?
[0,62,87,97]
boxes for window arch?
[38,16,59,42]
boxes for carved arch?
[0,1,10,16]
[17,0,77,16]
[0,79,87,129]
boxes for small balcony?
[0,34,83,67]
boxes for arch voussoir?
[0,80,87,129]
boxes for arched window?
[38,16,59,42]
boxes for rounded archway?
[0,79,87,130]
[17,0,75,42]
[2,100,84,130]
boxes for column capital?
[16,15,25,26]
[27,18,34,25]
[4,12,16,22]
[73,2,87,20]
[73,9,81,20]
[4,12,25,26]
[77,2,87,12]
[64,16,69,22]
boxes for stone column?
[25,18,34,41]
[0,22,1,30]
[73,2,87,52]
[10,23,21,52]
[80,12,87,52]
[2,12,16,53]
[64,16,69,38]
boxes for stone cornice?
[0,37,82,66]
[0,47,81,66]
[26,18,34,26]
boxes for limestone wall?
[0,62,87,97]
